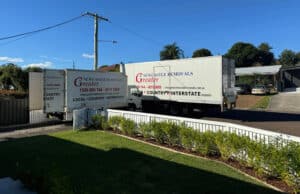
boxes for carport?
[235,65,282,90]
[280,65,300,91]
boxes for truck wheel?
[128,103,136,111]
[170,103,180,115]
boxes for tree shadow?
[0,134,281,194]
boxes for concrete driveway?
[268,91,300,113]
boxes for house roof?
[235,65,282,76]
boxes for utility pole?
[85,12,109,70]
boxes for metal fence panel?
[0,97,29,126]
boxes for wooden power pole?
[85,12,109,70]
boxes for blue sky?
[0,0,299,70]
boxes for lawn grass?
[252,95,271,109]
[0,130,280,194]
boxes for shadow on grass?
[0,134,281,194]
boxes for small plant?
[194,131,219,156]
[120,118,136,136]
[139,123,152,138]
[164,122,181,146]
[152,121,168,144]
[108,116,123,131]
[179,125,195,150]
[91,114,108,130]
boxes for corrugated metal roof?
[235,65,282,76]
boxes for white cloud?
[0,56,24,63]
[82,53,94,59]
[23,61,53,69]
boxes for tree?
[160,42,184,60]
[24,66,43,72]
[0,63,26,90]
[296,52,300,64]
[257,43,274,66]
[225,42,258,67]
[258,42,272,52]
[192,48,212,58]
[279,49,297,67]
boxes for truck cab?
[128,86,142,110]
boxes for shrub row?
[92,115,300,193]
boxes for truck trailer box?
[124,56,236,113]
[43,69,128,118]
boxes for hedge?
[102,116,300,193]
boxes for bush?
[120,118,136,136]
[194,131,219,156]
[139,123,152,138]
[152,121,168,144]
[103,116,300,191]
[91,115,108,130]
[108,116,123,131]
[164,122,181,146]
[179,125,195,150]
[215,132,243,160]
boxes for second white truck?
[30,69,142,120]
[123,56,236,115]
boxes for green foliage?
[225,42,259,67]
[152,121,168,144]
[192,48,212,58]
[108,116,123,131]
[258,43,272,52]
[91,114,108,130]
[120,118,136,136]
[0,63,27,91]
[252,96,271,109]
[106,116,300,191]
[160,42,184,60]
[279,49,298,67]
[194,131,219,156]
[257,43,274,66]
[179,125,195,150]
[139,122,153,138]
[164,122,181,146]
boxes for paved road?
[268,92,300,113]
[0,124,72,142]
[202,110,300,137]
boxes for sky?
[0,0,299,70]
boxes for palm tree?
[160,42,184,60]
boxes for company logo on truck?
[135,73,159,83]
[74,76,99,87]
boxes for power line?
[109,21,164,47]
[0,14,86,41]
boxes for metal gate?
[0,97,29,126]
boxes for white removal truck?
[123,56,236,114]
[31,69,141,120]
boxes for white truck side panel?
[65,70,127,112]
[29,72,43,110]
[125,56,223,104]
[44,70,65,113]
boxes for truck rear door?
[43,70,65,113]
